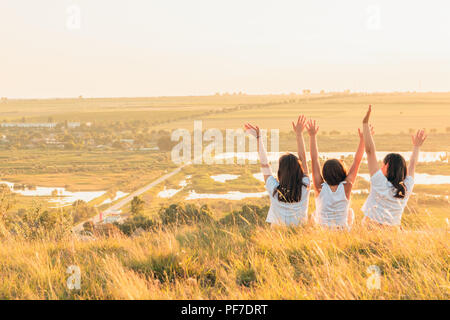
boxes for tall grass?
[0,207,448,300]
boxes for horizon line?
[2,90,450,101]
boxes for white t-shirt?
[265,175,310,226]
[362,170,414,226]
[314,181,352,229]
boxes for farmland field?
[0,92,449,300]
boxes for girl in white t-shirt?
[306,119,371,230]
[361,105,427,228]
[244,115,310,226]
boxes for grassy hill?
[0,199,448,300]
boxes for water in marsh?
[0,181,106,207]
[215,151,449,163]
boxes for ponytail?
[384,153,407,199]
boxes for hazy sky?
[1,0,449,98]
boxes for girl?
[244,115,310,226]
[306,119,372,230]
[361,105,427,228]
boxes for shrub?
[159,204,214,226]
[130,196,145,216]
[219,205,268,227]
[128,253,187,283]
[8,204,73,240]
[116,214,155,236]
[236,266,257,287]
[70,200,97,223]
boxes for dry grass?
[0,220,448,300]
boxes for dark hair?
[322,159,348,186]
[384,153,407,199]
[274,153,307,203]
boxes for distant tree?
[446,127,450,133]
[64,141,76,150]
[329,130,341,136]
[112,140,124,149]
[71,200,96,223]
[130,196,145,216]
[157,135,175,152]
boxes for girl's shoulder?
[265,175,279,193]
[302,175,311,186]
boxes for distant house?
[120,139,134,144]
[103,216,121,224]
[139,146,159,151]
[45,138,63,145]
[67,122,81,128]
[1,123,57,128]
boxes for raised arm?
[245,123,272,183]
[408,129,427,178]
[346,129,366,184]
[344,127,374,199]
[306,119,324,193]
[292,115,309,175]
[362,105,379,176]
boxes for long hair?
[384,153,407,199]
[274,153,307,203]
[322,159,348,186]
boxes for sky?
[1,0,449,98]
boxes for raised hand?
[306,119,319,136]
[292,115,307,136]
[412,129,427,147]
[358,125,375,140]
[363,105,372,124]
[244,123,260,139]
[409,129,427,178]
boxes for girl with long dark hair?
[362,105,427,227]
[244,115,310,226]
[306,119,370,230]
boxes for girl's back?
[315,181,352,229]
[266,175,310,226]
[362,169,414,226]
